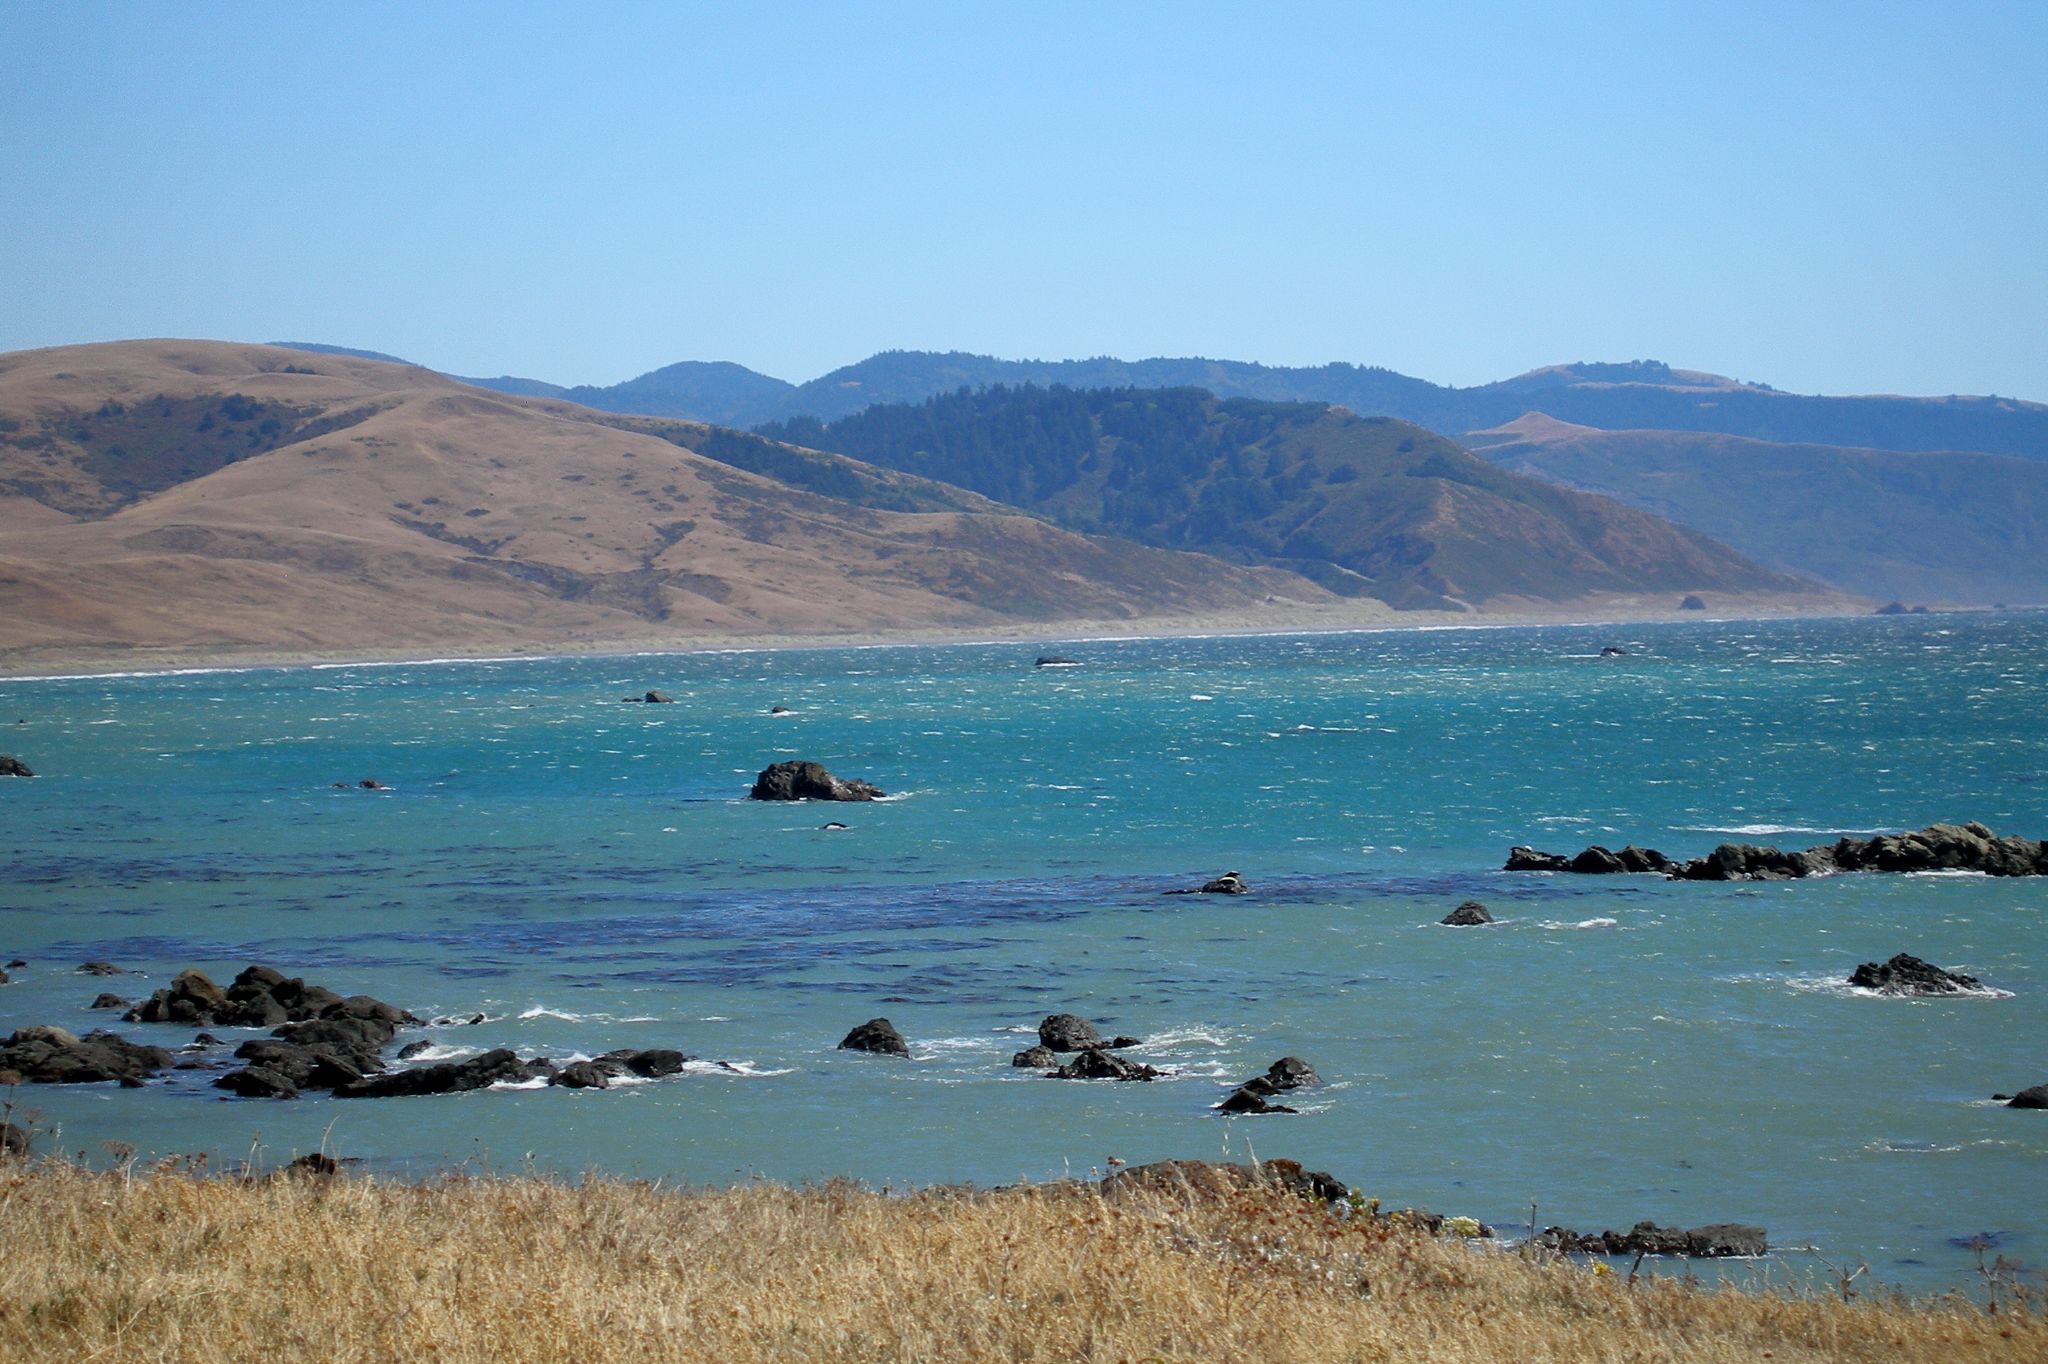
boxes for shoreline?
[0,591,1877,682]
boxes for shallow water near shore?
[2,612,2044,1293]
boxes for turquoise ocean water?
[2,612,2043,1292]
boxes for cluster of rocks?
[1507,822,2048,881]
[126,965,417,1031]
[0,963,713,1103]
[749,760,884,802]
[329,778,389,790]
[1506,844,1672,874]
[1216,1056,1319,1114]
[0,755,33,777]
[1848,953,1985,996]
[1533,1220,1766,1259]
[1017,1013,1159,1080]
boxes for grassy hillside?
[0,342,1325,664]
[1470,415,2048,604]
[0,1161,2032,1364]
[760,385,1811,609]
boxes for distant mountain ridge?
[757,384,1810,610]
[438,349,2048,460]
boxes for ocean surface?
[2,612,2044,1294]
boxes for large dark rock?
[1037,1013,1105,1052]
[616,1048,693,1078]
[333,1048,527,1099]
[1050,1048,1162,1081]
[1440,900,1494,926]
[0,1026,173,1085]
[748,760,884,802]
[213,1065,300,1099]
[1504,846,1571,872]
[1847,953,1984,996]
[0,755,33,777]
[1011,1045,1057,1068]
[231,1037,382,1091]
[551,1061,612,1089]
[838,1018,909,1057]
[2005,1085,2048,1109]
[1216,1086,1297,1114]
[1261,1056,1320,1090]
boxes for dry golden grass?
[0,1159,2037,1364]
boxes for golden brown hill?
[0,341,1330,666]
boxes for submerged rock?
[1011,1045,1057,1068]
[1440,900,1494,926]
[837,1018,909,1057]
[1847,953,1984,996]
[1168,871,1248,895]
[748,760,884,802]
[0,755,33,777]
[77,961,125,976]
[551,1061,612,1089]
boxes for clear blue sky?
[3,3,2043,398]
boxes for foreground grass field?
[0,1158,2038,1363]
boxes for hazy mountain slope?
[509,348,2045,459]
[760,385,1810,610]
[1468,415,2048,604]
[0,342,1325,661]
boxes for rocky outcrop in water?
[1217,1056,1319,1114]
[0,1026,173,1086]
[1847,953,1985,996]
[334,1048,529,1098]
[1507,823,2048,881]
[1440,900,1494,926]
[1100,1158,1348,1205]
[838,1018,909,1057]
[748,760,885,802]
[77,961,124,976]
[1037,1013,1103,1051]
[1010,1045,1057,1068]
[624,691,674,703]
[126,965,416,1031]
[0,755,33,777]
[1168,871,1248,895]
[1049,1048,1163,1081]
[1534,1220,1766,1258]
[2004,1085,2048,1109]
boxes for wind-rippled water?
[2,612,2044,1293]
